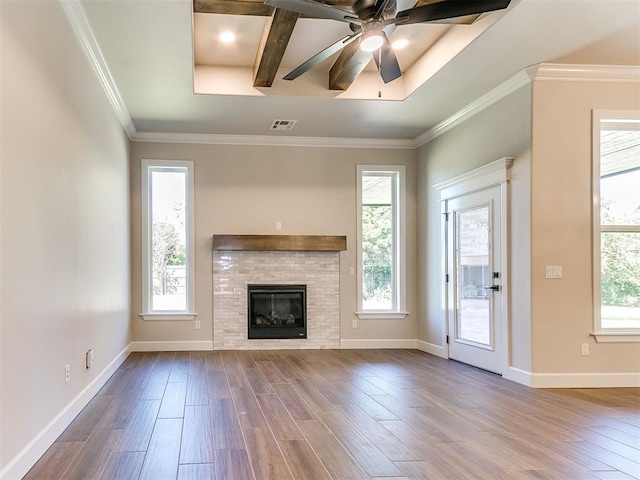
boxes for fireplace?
[247,284,307,339]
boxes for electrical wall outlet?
[275,221,282,231]
[86,349,94,369]
[581,343,589,356]
[195,320,201,330]
[352,319,357,329]
[65,364,71,383]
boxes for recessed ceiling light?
[392,38,409,50]
[219,31,236,44]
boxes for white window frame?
[591,110,640,342]
[356,165,407,319]
[141,159,196,320]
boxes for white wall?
[0,2,130,477]
[416,85,533,371]
[129,142,417,349]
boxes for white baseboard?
[1,344,131,480]
[130,341,214,352]
[339,339,417,349]
[507,367,640,388]
[416,340,447,358]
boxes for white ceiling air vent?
[270,119,297,131]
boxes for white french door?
[446,185,503,374]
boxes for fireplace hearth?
[247,284,307,339]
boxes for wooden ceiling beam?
[194,0,273,16]
[253,8,300,87]
[194,0,352,17]
[328,42,372,91]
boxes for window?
[592,111,640,341]
[141,160,195,320]
[356,165,407,318]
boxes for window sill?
[140,313,198,321]
[590,332,640,343]
[355,312,409,320]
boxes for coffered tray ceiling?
[79,0,640,140]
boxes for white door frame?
[433,157,513,376]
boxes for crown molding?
[132,131,417,149]
[60,0,136,139]
[530,63,640,83]
[416,63,640,147]
[415,69,533,147]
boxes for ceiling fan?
[264,0,512,83]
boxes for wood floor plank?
[278,439,332,480]
[177,463,216,480]
[115,400,161,452]
[60,430,121,480]
[270,357,304,379]
[139,418,183,480]
[169,352,191,382]
[256,392,305,440]
[205,351,226,372]
[180,405,214,464]
[157,381,187,418]
[23,442,83,480]
[214,449,254,480]
[244,366,276,394]
[147,352,175,384]
[188,352,207,376]
[272,382,317,421]
[98,451,145,480]
[587,425,640,450]
[211,398,245,450]
[57,395,113,442]
[186,372,210,406]
[208,370,233,399]
[333,402,422,462]
[95,387,142,429]
[243,426,293,479]
[571,440,640,478]
[256,359,288,384]
[297,419,369,479]
[140,379,168,400]
[231,387,269,428]
[591,471,637,480]
[225,363,251,388]
[316,410,404,477]
[288,377,337,413]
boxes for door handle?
[484,285,501,291]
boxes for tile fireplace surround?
[212,235,346,350]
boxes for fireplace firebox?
[247,285,307,339]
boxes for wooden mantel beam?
[212,235,347,251]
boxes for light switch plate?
[545,266,563,279]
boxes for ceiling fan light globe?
[360,31,384,52]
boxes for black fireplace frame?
[247,284,307,340]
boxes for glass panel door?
[456,205,492,348]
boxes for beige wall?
[416,85,533,371]
[129,142,417,346]
[0,1,130,475]
[530,79,640,373]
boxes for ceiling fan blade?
[265,0,359,23]
[284,33,361,80]
[372,31,401,84]
[395,0,510,26]
[373,0,394,20]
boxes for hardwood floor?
[24,350,640,479]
